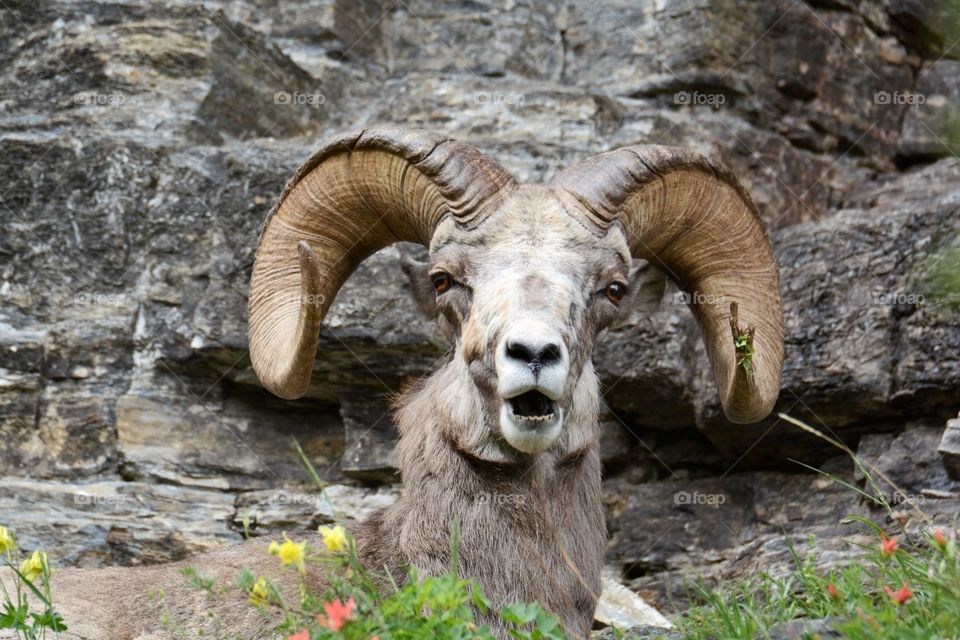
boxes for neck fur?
[356,359,606,639]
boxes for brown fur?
[357,362,606,638]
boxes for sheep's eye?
[605,281,628,304]
[431,272,453,294]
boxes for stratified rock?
[604,460,878,609]
[746,1,914,161]
[333,0,393,67]
[563,0,914,163]
[595,288,698,431]
[389,1,563,79]
[898,60,960,163]
[856,425,960,505]
[884,0,960,56]
[233,483,402,531]
[196,13,331,140]
[0,370,44,473]
[940,413,960,481]
[115,391,346,490]
[0,478,237,566]
[607,477,761,577]
[339,395,399,483]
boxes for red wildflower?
[827,583,841,600]
[317,597,356,632]
[934,530,948,549]
[884,581,913,606]
[880,535,899,558]
[287,631,309,640]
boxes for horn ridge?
[248,128,515,399]
[551,144,783,424]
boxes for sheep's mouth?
[509,390,557,422]
[499,391,563,453]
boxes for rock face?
[1,0,959,623]
[940,413,960,480]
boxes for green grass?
[224,520,566,639]
[677,529,960,640]
[674,414,960,640]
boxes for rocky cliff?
[1,0,959,615]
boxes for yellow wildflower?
[318,525,348,552]
[0,526,14,554]
[268,540,281,557]
[276,534,306,573]
[249,577,270,607]
[20,550,47,582]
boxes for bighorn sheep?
[10,128,783,639]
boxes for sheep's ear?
[627,260,666,314]
[400,256,439,319]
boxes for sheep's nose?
[505,338,563,371]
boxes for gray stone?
[0,478,237,567]
[339,395,400,483]
[898,60,960,162]
[595,286,698,432]
[560,0,915,163]
[595,573,673,630]
[884,0,960,57]
[233,483,402,532]
[388,1,563,79]
[115,391,347,490]
[940,413,960,481]
[605,463,876,609]
[857,425,960,505]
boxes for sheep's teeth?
[515,413,555,423]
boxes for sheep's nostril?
[506,340,536,364]
[539,343,562,365]
[505,339,562,369]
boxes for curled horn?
[551,146,783,423]
[249,128,516,399]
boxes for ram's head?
[249,129,783,460]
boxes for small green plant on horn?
[729,302,756,379]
